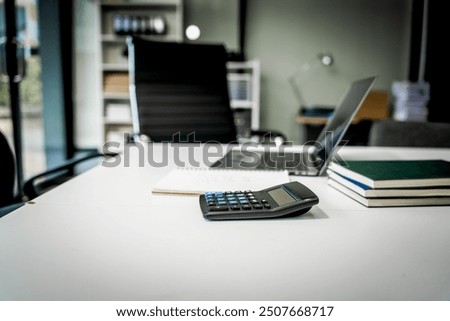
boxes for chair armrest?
[23,152,118,200]
[0,203,24,218]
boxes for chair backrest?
[368,120,450,147]
[0,130,15,207]
[128,37,237,143]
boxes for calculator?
[199,181,319,220]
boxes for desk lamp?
[288,52,335,111]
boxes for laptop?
[211,76,377,176]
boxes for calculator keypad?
[204,191,265,212]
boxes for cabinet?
[227,60,260,139]
[100,0,184,143]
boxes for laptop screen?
[314,76,377,174]
[211,76,376,176]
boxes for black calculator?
[199,181,319,220]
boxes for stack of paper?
[327,160,450,207]
[391,81,430,121]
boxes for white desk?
[1,145,450,300]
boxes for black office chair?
[127,37,286,143]
[0,130,21,217]
[0,129,117,218]
[368,120,450,147]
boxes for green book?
[328,160,450,188]
[327,178,450,207]
[326,170,450,198]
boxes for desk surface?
[1,145,450,300]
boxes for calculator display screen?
[268,188,296,206]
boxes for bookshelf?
[92,1,261,144]
[100,0,184,143]
[227,60,260,139]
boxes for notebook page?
[151,168,290,196]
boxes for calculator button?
[235,191,242,194]
[247,196,256,200]
[238,200,249,204]
[253,204,263,209]
[225,191,233,195]
[250,200,259,204]
[261,199,268,203]
[217,201,227,205]
[244,190,252,193]
[214,192,224,197]
[230,205,241,211]
[263,204,271,209]
[228,201,238,205]
[236,193,245,197]
[208,206,229,212]
[207,202,216,206]
[216,197,226,202]
[242,205,252,210]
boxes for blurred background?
[0,0,444,182]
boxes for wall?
[183,0,240,52]
[245,0,412,143]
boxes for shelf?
[74,0,184,147]
[227,61,258,70]
[227,60,260,130]
[101,0,180,8]
[102,34,128,42]
[104,118,133,126]
[102,63,128,71]
[230,101,253,109]
[103,92,130,99]
[228,73,252,81]
[101,34,180,42]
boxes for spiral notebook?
[151,168,290,196]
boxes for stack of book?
[391,81,430,122]
[327,160,450,207]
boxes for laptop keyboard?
[211,151,321,176]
